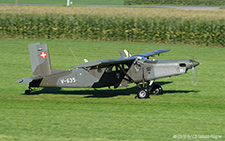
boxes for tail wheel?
[25,89,31,95]
[137,88,150,99]
[150,84,163,95]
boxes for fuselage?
[29,59,199,89]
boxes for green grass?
[0,0,124,5]
[0,38,224,140]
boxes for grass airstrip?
[0,38,224,140]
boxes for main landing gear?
[150,84,163,95]
[135,83,163,99]
[137,87,150,99]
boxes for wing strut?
[117,65,139,86]
[142,66,145,87]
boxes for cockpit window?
[134,57,144,72]
[136,57,145,64]
[134,63,141,72]
[179,63,186,67]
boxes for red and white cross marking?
[40,51,47,59]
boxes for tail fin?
[28,43,52,76]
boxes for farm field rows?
[0,6,224,47]
[0,39,224,140]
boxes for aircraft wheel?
[25,89,31,95]
[150,85,163,95]
[137,88,150,99]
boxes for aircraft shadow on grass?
[24,81,199,98]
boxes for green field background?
[0,0,124,5]
[0,2,224,140]
[0,39,224,140]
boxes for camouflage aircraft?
[15,43,199,99]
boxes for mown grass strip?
[0,38,225,140]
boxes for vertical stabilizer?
[28,43,52,76]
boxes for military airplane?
[15,43,199,99]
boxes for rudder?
[28,43,52,76]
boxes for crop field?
[125,0,225,6]
[0,6,224,47]
[1,5,224,19]
[0,38,224,140]
[0,0,124,5]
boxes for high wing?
[73,49,170,69]
[73,57,136,68]
[134,49,170,58]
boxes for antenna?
[68,47,79,65]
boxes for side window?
[134,57,144,72]
[134,62,141,72]
[105,65,117,73]
[122,64,129,70]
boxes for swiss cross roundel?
[40,51,47,59]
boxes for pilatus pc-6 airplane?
[16,43,199,99]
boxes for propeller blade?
[191,67,198,86]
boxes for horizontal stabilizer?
[14,76,42,83]
[119,51,126,58]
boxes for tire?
[138,88,150,99]
[150,85,163,95]
[25,90,31,95]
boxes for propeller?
[191,66,198,86]
[190,60,199,86]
